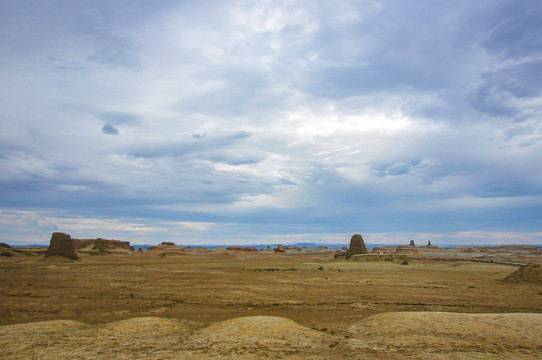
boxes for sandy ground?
[1,250,542,358]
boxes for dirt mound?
[189,316,331,353]
[348,312,542,357]
[503,264,542,284]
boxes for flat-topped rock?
[44,232,79,260]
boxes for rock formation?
[420,240,438,249]
[147,242,184,252]
[346,234,368,259]
[72,239,95,249]
[409,240,416,247]
[396,247,418,254]
[371,246,396,254]
[93,238,106,253]
[226,246,244,251]
[274,245,285,253]
[44,232,79,260]
[0,242,13,248]
[242,247,258,252]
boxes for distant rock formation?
[396,247,418,254]
[371,246,396,254]
[147,242,184,252]
[397,240,419,252]
[347,234,368,259]
[274,245,285,253]
[44,232,79,260]
[72,239,95,249]
[99,239,132,250]
[91,238,105,254]
[225,246,258,252]
[420,240,438,249]
[0,242,13,248]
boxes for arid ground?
[1,247,541,359]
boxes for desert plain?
[1,242,542,359]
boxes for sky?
[1,0,542,246]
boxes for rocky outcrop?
[420,240,438,249]
[274,245,285,253]
[347,234,368,259]
[226,246,259,252]
[44,232,79,260]
[396,247,418,254]
[72,239,95,249]
[371,246,397,254]
[0,242,13,248]
[147,242,184,252]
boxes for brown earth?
[503,263,542,285]
[1,250,542,358]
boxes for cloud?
[1,0,541,245]
[102,124,120,135]
[129,131,252,158]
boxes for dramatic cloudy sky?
[1,0,541,246]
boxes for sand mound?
[503,263,542,284]
[0,320,90,359]
[189,316,331,353]
[102,316,195,336]
[2,313,542,359]
[348,312,542,357]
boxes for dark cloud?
[480,0,542,58]
[102,124,119,135]
[468,59,542,118]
